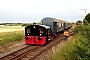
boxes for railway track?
[0,45,41,60]
[0,29,72,60]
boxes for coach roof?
[41,17,67,23]
[53,18,65,23]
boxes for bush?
[72,24,90,60]
[74,35,90,60]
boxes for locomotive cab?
[25,25,50,45]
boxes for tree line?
[0,22,41,26]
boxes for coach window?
[61,23,62,27]
[53,22,56,26]
[59,23,61,27]
[62,23,63,27]
[57,23,59,27]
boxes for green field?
[0,26,25,46]
[0,26,24,32]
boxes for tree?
[84,13,90,24]
[22,23,31,26]
[83,19,89,25]
[33,22,36,25]
[76,20,82,25]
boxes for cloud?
[0,0,90,23]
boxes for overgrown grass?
[53,24,90,60]
[0,31,24,46]
[53,35,78,60]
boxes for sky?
[0,0,90,23]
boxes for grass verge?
[0,30,24,46]
[53,35,79,60]
[53,25,90,60]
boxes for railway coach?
[41,17,71,35]
[25,17,72,45]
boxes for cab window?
[39,28,44,34]
[26,28,30,33]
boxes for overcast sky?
[0,0,90,23]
